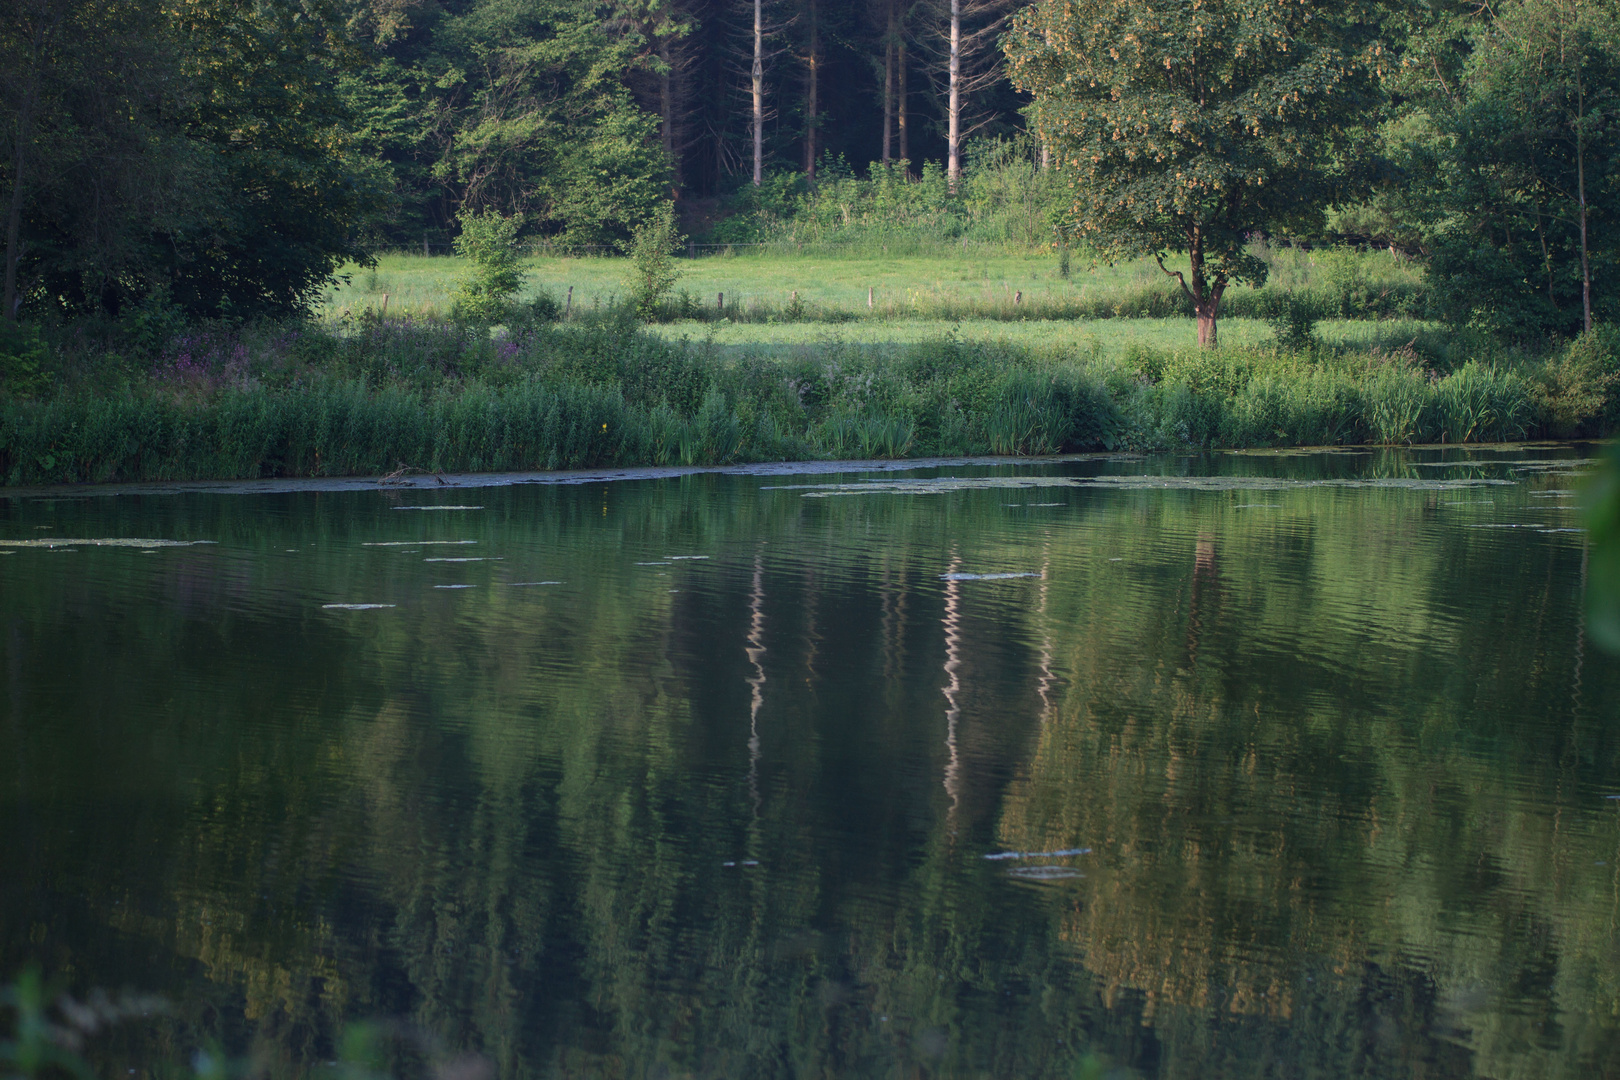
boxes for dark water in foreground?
[3,447,1618,1079]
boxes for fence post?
[718,291,724,313]
[565,286,573,318]
[868,287,874,310]
[423,234,429,257]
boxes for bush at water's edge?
[1,317,1614,487]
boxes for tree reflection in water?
[1,448,1617,1079]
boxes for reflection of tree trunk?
[1185,537,1219,667]
[746,555,767,814]
[942,558,964,826]
[882,562,908,681]
[1035,555,1054,723]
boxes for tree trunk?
[1159,230,1226,348]
[803,0,818,178]
[897,29,909,166]
[752,0,763,186]
[881,1,895,166]
[947,0,960,190]
[659,39,678,190]
[1195,297,1220,347]
[1577,97,1592,334]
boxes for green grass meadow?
[324,244,1426,329]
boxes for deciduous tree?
[1005,0,1382,345]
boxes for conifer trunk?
[881,1,895,165]
[947,0,961,190]
[898,29,908,166]
[804,0,818,178]
[1577,79,1592,334]
[752,0,763,186]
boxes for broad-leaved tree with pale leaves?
[1005,0,1383,345]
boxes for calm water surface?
[3,448,1618,1079]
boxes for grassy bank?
[3,315,1614,487]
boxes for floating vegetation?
[983,848,1092,860]
[772,474,1518,498]
[363,540,477,546]
[321,603,395,610]
[424,557,500,562]
[0,538,216,548]
[1006,866,1084,881]
[391,505,483,511]
[941,571,1043,581]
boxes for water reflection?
[1,447,1617,1079]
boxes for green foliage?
[1533,325,1620,435]
[709,138,1063,247]
[0,323,51,398]
[1257,291,1323,351]
[4,0,389,321]
[1005,0,1383,343]
[1393,0,1620,338]
[624,203,684,320]
[450,211,526,325]
[382,0,671,250]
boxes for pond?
[2,447,1617,1079]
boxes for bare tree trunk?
[803,0,817,178]
[752,0,763,186]
[1577,89,1592,334]
[947,0,960,191]
[897,29,908,166]
[881,1,894,166]
[659,39,678,190]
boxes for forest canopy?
[2,0,1618,333]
